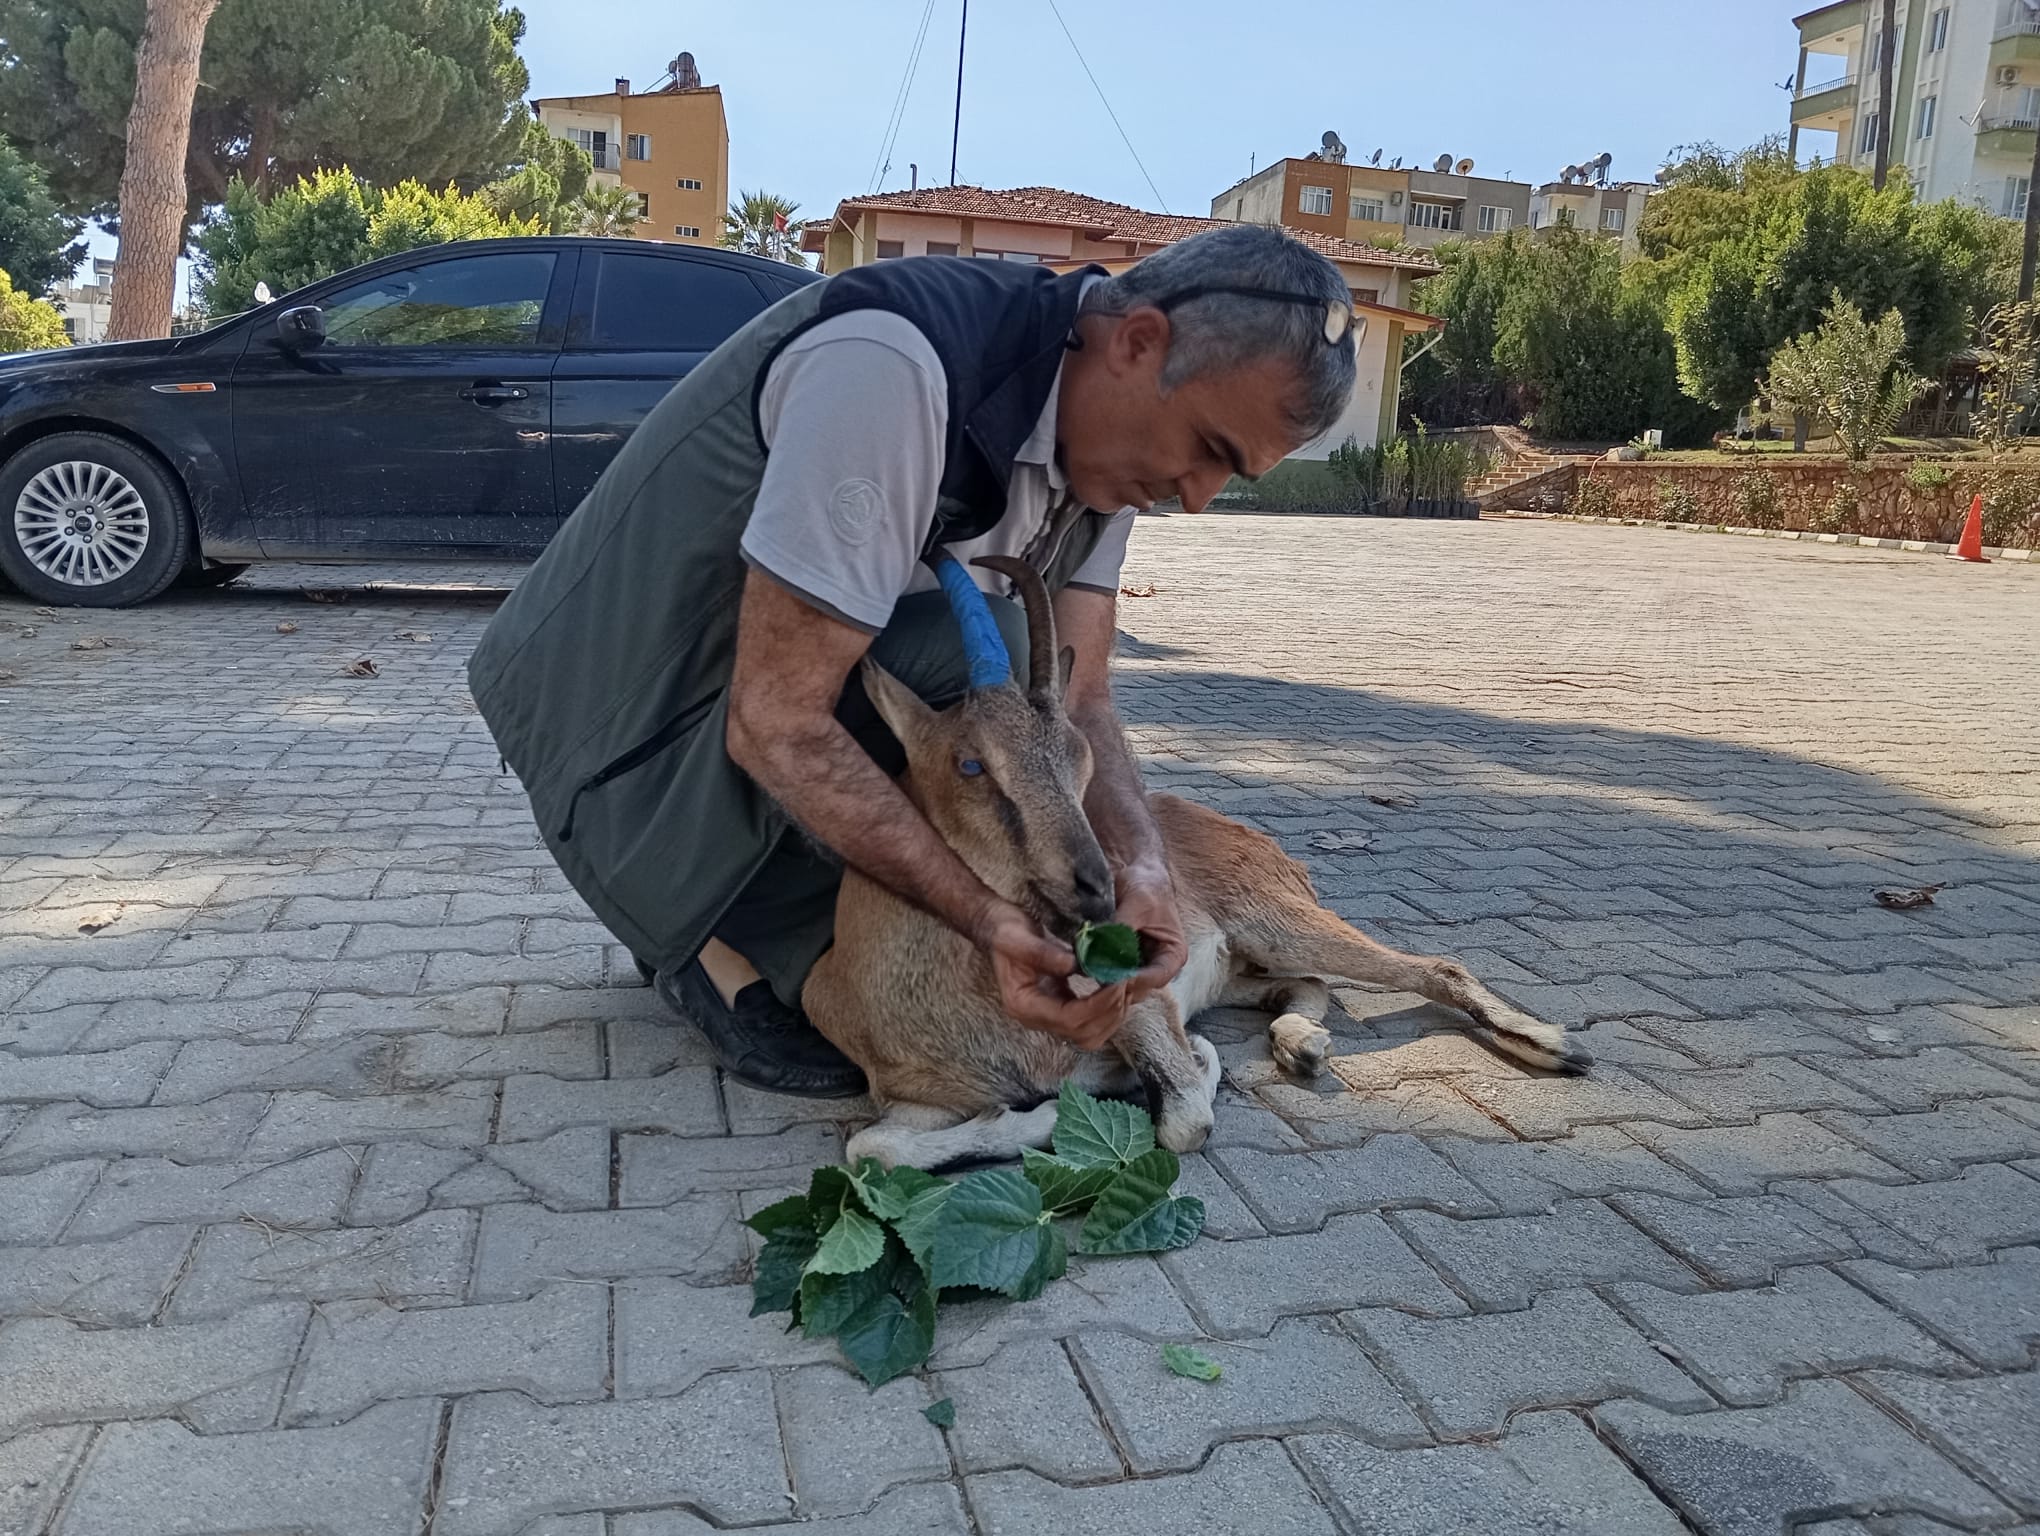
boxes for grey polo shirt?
[740,303,1136,634]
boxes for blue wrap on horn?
[928,551,1011,689]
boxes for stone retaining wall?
[1559,459,2040,549]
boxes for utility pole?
[949,0,967,184]
[2021,118,2040,298]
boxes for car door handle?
[460,383,529,404]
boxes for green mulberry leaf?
[751,1223,820,1316]
[1021,1147,1120,1214]
[926,1167,1058,1297]
[1076,1147,1206,1255]
[1162,1343,1223,1381]
[923,1396,956,1428]
[1052,1081,1156,1170]
[1074,920,1142,984]
[859,1162,947,1222]
[744,1192,813,1239]
[807,1204,886,1276]
[835,1268,938,1387]
[892,1179,955,1275]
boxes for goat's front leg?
[1111,995,1217,1153]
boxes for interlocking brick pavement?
[2,518,2038,1533]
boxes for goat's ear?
[1057,645,1076,696]
[861,659,936,746]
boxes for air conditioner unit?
[1999,64,2021,86]
[1388,190,1404,206]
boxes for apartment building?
[1790,0,2040,216]
[1528,172,1655,255]
[51,257,114,344]
[801,184,1442,454]
[531,52,729,245]
[1210,146,1529,251]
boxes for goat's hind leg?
[1219,973,1333,1078]
[847,1101,1059,1171]
[1238,909,1590,1073]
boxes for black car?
[0,237,819,607]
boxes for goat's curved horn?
[928,551,1013,690]
[971,554,1057,702]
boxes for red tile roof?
[812,184,1441,272]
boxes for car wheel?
[0,431,193,608]
[178,561,251,590]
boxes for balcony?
[589,145,621,171]
[1992,17,2040,66]
[1792,73,1857,128]
[1978,110,2040,159]
[1795,0,1864,52]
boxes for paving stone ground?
[3,516,2038,1535]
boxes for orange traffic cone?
[1948,494,1991,563]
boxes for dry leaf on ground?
[393,629,432,642]
[339,657,380,678]
[1873,883,1944,910]
[1119,582,1159,598]
[301,588,348,604]
[1310,830,1376,853]
[32,606,57,617]
[69,637,114,652]
[275,622,299,635]
[1367,793,1414,808]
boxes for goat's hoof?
[1270,1014,1331,1077]
[1156,1102,1214,1154]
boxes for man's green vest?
[468,259,1112,972]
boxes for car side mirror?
[274,305,326,352]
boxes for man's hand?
[1115,862,1188,1004]
[977,900,1129,1051]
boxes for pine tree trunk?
[2021,117,2040,300]
[105,0,220,342]
[1871,0,1896,190]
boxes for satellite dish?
[1389,156,1402,169]
[1433,153,1454,173]
[1455,158,1475,175]
[1369,148,1383,166]
[253,281,272,305]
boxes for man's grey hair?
[1080,224,1358,442]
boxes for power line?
[1042,0,1168,213]
[869,0,941,194]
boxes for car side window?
[586,253,774,351]
[318,252,558,349]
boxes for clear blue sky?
[518,0,1802,221]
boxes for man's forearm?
[728,705,1001,941]
[1071,697,1167,881]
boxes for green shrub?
[1568,473,1615,518]
[1655,477,1702,523]
[1731,469,1782,529]
[1811,481,1857,533]
[1904,461,1952,491]
[1977,467,2040,547]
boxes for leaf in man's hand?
[1077,1147,1206,1255]
[1052,1081,1156,1170]
[1075,921,1142,984]
[1022,1147,1120,1214]
[807,1205,886,1276]
[927,1168,1060,1298]
[1162,1343,1223,1382]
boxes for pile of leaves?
[748,1082,1205,1386]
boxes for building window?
[2007,176,2030,219]
[875,240,905,258]
[625,133,651,160]
[1929,7,1948,50]
[1601,206,1625,232]
[1298,184,1333,215]
[676,177,703,190]
[1917,94,1937,138]
[1477,204,1511,232]
[1868,24,1900,69]
[675,225,701,238]
[971,249,1041,262]
[635,192,650,220]
[1406,200,1459,230]
[1858,112,1881,154]
[62,317,76,338]
[1351,288,1379,304]
[926,241,958,256]
[1351,195,1385,221]
[1233,198,1244,219]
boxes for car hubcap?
[14,460,151,586]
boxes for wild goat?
[803,555,1590,1170]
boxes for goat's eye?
[958,758,984,778]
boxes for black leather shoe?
[654,961,867,1098]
